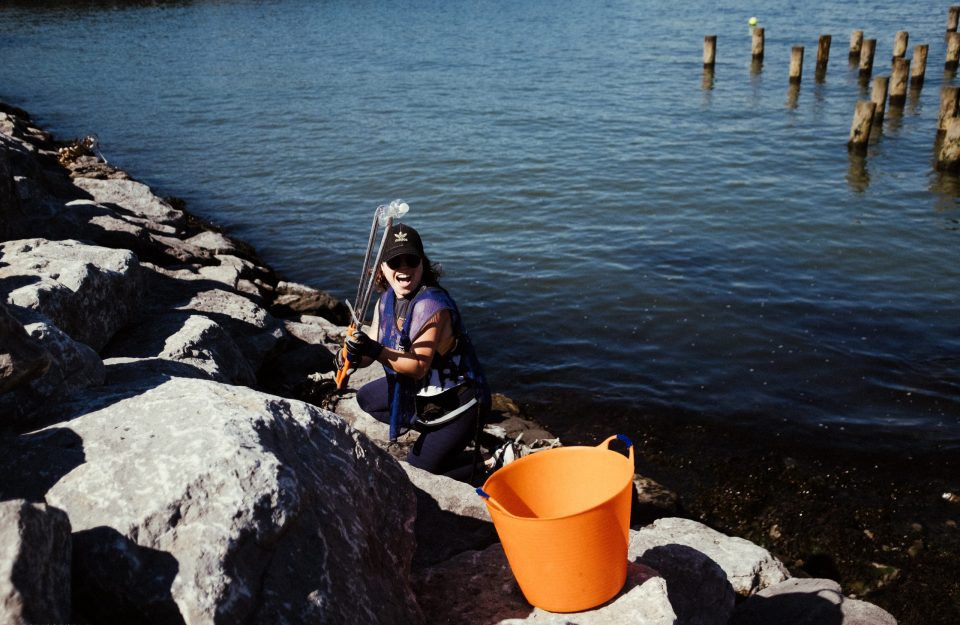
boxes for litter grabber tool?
[335,199,410,389]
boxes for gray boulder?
[628,517,790,625]
[72,177,186,228]
[0,500,72,624]
[730,577,898,625]
[34,375,421,625]
[630,517,790,596]
[0,301,51,394]
[0,238,142,351]
[414,541,676,625]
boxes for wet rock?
[0,500,71,624]
[271,280,349,324]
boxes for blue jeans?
[356,376,479,480]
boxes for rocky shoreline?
[0,103,897,624]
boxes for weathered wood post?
[938,86,960,135]
[704,35,717,67]
[849,30,864,60]
[871,76,889,124]
[949,6,960,33]
[859,38,877,78]
[752,28,765,60]
[892,31,909,61]
[889,58,910,105]
[912,44,929,88]
[848,101,877,153]
[947,32,960,70]
[816,34,831,70]
[789,46,804,83]
[936,117,960,171]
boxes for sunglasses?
[386,254,422,270]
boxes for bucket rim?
[479,439,634,522]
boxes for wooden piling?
[848,101,876,152]
[911,44,928,88]
[704,35,717,67]
[947,32,960,70]
[789,46,804,83]
[859,39,877,77]
[936,117,960,171]
[817,34,832,69]
[892,31,909,60]
[870,76,889,124]
[949,6,960,33]
[938,86,960,134]
[849,30,864,59]
[889,58,910,105]
[752,27,765,60]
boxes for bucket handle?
[476,487,511,515]
[600,434,634,463]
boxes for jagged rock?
[0,238,142,351]
[630,517,790,598]
[730,577,898,625]
[156,314,257,385]
[23,320,105,393]
[174,287,285,371]
[0,301,51,394]
[414,542,675,625]
[71,177,186,229]
[32,375,421,625]
[0,500,72,624]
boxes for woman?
[341,222,490,480]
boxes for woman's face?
[381,254,423,298]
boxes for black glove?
[345,331,384,360]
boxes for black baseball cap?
[382,223,425,262]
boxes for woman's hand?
[345,331,384,362]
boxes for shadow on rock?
[72,526,185,625]
[730,589,843,625]
[0,427,84,502]
[410,483,499,568]
[636,543,735,625]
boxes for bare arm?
[375,309,454,379]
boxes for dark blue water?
[1,0,958,450]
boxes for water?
[1,0,958,451]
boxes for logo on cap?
[394,231,408,242]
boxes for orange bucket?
[477,434,634,613]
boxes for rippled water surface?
[2,0,958,449]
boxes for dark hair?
[375,251,442,291]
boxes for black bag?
[413,381,478,432]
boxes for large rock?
[628,517,790,625]
[71,177,186,228]
[0,500,72,624]
[630,517,790,596]
[0,238,142,351]
[0,301,51,394]
[28,375,422,625]
[730,577,898,625]
[414,541,676,625]
[174,287,284,371]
